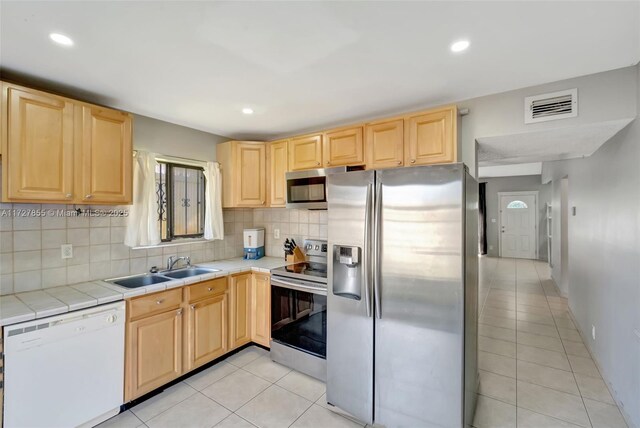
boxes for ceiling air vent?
[524,88,578,124]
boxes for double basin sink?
[108,267,220,289]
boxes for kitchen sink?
[109,274,173,288]
[161,267,220,279]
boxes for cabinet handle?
[65,193,72,198]
[85,194,93,199]
[397,161,402,165]
[316,162,320,166]
[177,309,182,316]
[156,299,164,305]
[190,304,195,309]
[207,287,213,291]
[261,201,265,205]
[410,159,416,164]
[327,161,331,166]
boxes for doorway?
[498,191,538,259]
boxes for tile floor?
[473,257,628,428]
[97,257,628,428]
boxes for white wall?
[541,65,640,427]
[481,175,551,260]
[133,114,229,161]
[459,66,638,177]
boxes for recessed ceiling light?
[242,108,254,115]
[49,33,74,46]
[450,40,470,53]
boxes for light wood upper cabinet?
[251,273,271,347]
[186,293,228,371]
[126,307,183,401]
[1,82,133,204]
[405,106,457,166]
[2,84,75,201]
[324,126,364,167]
[365,119,404,169]
[77,105,132,203]
[289,134,322,171]
[218,140,266,208]
[229,273,252,349]
[268,140,288,207]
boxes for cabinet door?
[251,274,271,347]
[126,308,183,400]
[78,105,132,204]
[324,127,364,167]
[289,134,322,171]
[235,142,266,207]
[229,273,252,349]
[405,107,457,166]
[187,293,228,371]
[2,84,74,202]
[269,140,288,207]
[366,119,404,169]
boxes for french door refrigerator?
[326,163,478,428]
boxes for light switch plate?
[61,244,73,259]
[274,229,280,239]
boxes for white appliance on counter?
[243,228,265,259]
[3,301,126,428]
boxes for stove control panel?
[303,239,328,258]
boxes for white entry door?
[500,193,537,259]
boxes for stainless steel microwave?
[285,166,363,210]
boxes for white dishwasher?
[3,301,125,428]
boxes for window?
[507,200,528,209]
[156,162,206,241]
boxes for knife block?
[286,247,306,264]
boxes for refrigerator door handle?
[363,182,373,318]
[373,180,382,319]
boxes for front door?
[500,193,537,259]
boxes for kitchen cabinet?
[268,140,288,207]
[251,273,271,347]
[217,140,266,208]
[2,83,75,202]
[365,119,404,169]
[77,105,132,203]
[323,126,364,167]
[405,106,457,166]
[126,303,183,400]
[186,293,228,371]
[229,273,252,349]
[1,82,133,204]
[289,134,322,171]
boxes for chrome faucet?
[166,256,191,271]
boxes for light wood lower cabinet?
[229,273,252,349]
[251,273,271,347]
[125,305,183,401]
[186,293,228,371]
[125,273,269,401]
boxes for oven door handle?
[271,277,327,296]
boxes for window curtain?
[203,161,224,240]
[478,182,487,255]
[124,151,161,247]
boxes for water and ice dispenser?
[332,245,362,300]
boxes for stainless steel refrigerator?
[326,163,478,428]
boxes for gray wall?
[481,175,550,260]
[540,65,640,427]
[459,66,638,177]
[133,114,229,161]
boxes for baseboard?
[565,307,636,428]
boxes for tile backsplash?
[253,208,328,258]
[0,204,252,295]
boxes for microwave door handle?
[373,180,382,319]
[363,182,373,318]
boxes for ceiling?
[1,2,638,140]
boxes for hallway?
[474,257,628,427]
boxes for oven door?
[271,276,327,359]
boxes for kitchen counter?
[0,256,287,326]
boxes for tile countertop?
[0,256,287,327]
